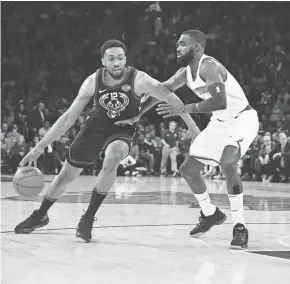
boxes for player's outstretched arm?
[157,59,227,116]
[135,71,200,138]
[19,75,95,167]
[115,69,188,126]
[135,71,185,109]
[138,68,186,115]
[37,75,95,149]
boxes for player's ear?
[195,42,204,53]
[101,58,105,66]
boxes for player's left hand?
[115,113,141,126]
[156,102,184,118]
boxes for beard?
[107,68,126,79]
[177,49,195,66]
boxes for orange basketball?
[13,167,45,197]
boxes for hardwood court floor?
[1,175,290,284]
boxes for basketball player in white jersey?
[120,30,259,248]
[157,30,259,249]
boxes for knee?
[54,167,77,186]
[179,160,200,178]
[103,151,125,172]
[221,159,238,175]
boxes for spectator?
[54,136,69,173]
[144,132,161,172]
[1,123,8,135]
[177,129,191,168]
[241,135,261,180]
[9,135,26,173]
[27,102,46,135]
[137,134,155,174]
[257,135,276,181]
[68,127,78,142]
[27,136,45,172]
[1,132,10,173]
[39,120,51,137]
[282,114,290,133]
[150,129,163,148]
[118,155,137,176]
[269,132,290,183]
[160,121,178,176]
[272,132,279,144]
[6,125,21,149]
[159,122,166,139]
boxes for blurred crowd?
[1,2,290,183]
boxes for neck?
[104,67,127,86]
[189,52,203,69]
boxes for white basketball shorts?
[189,109,259,166]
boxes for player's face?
[176,34,195,65]
[102,47,127,79]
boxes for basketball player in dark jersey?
[15,40,198,243]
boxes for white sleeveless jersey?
[186,54,249,121]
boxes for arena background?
[1,2,290,284]
[1,1,290,177]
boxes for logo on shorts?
[99,92,129,118]
[121,84,131,92]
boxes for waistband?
[217,104,253,122]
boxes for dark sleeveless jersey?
[87,66,142,125]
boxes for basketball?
[13,167,45,197]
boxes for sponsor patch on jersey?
[121,84,131,92]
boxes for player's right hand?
[19,147,43,167]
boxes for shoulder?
[133,71,154,94]
[78,73,96,97]
[199,56,225,82]
[135,70,149,82]
[200,57,223,74]
[84,72,96,86]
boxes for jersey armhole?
[131,68,142,99]
[92,69,101,97]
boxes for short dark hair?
[100,39,127,58]
[182,30,206,49]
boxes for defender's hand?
[19,147,43,167]
[115,113,141,126]
[156,102,185,118]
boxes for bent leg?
[180,155,217,216]
[84,140,129,219]
[94,140,129,193]
[46,160,83,199]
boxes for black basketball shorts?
[66,123,137,168]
